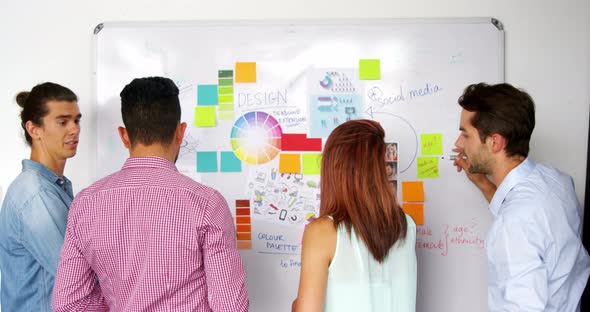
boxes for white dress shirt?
[486,158,590,311]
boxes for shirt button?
[57,179,64,186]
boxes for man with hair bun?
[0,82,81,312]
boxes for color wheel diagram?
[231,111,283,165]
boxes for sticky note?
[218,95,233,103]
[218,103,234,111]
[236,208,250,216]
[236,216,250,224]
[195,106,216,127]
[235,62,256,83]
[279,153,301,173]
[236,224,251,232]
[237,241,252,249]
[219,111,235,121]
[359,59,381,80]
[417,157,440,179]
[302,153,322,175]
[402,203,424,225]
[420,133,443,155]
[220,151,242,172]
[218,70,233,78]
[218,78,233,86]
[197,85,218,105]
[402,181,425,202]
[218,86,234,94]
[235,199,250,208]
[197,151,217,172]
[236,232,251,241]
[282,133,322,151]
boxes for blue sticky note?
[197,85,218,105]
[197,151,218,172]
[220,151,242,172]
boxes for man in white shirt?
[453,83,590,311]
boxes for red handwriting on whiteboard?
[448,221,485,249]
[416,225,448,256]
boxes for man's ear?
[175,122,187,145]
[25,120,41,141]
[488,133,506,153]
[118,127,131,148]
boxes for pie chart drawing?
[231,111,282,165]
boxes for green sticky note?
[417,157,439,179]
[220,151,242,172]
[218,95,234,103]
[218,70,233,78]
[218,86,234,95]
[218,78,233,86]
[197,151,218,172]
[302,153,322,175]
[195,106,216,127]
[219,111,235,121]
[359,59,381,80]
[420,133,443,155]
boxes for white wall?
[0,1,588,201]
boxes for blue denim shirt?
[0,160,73,312]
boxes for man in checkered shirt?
[52,77,249,311]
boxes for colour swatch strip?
[235,199,252,249]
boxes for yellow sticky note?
[402,181,424,202]
[421,133,443,155]
[219,111,234,121]
[279,154,301,173]
[302,153,322,175]
[195,106,216,127]
[359,59,381,80]
[235,62,256,83]
[417,157,439,179]
[402,203,424,225]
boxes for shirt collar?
[22,159,70,186]
[122,156,178,172]
[489,157,536,216]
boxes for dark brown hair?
[458,83,535,157]
[16,82,78,145]
[120,77,180,146]
[320,119,407,262]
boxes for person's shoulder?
[3,171,47,207]
[303,217,337,260]
[509,162,576,207]
[404,213,417,229]
[74,170,122,199]
[172,173,221,197]
[305,217,336,237]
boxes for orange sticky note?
[235,62,256,83]
[402,203,424,225]
[402,181,425,202]
[279,154,301,173]
[237,241,252,249]
[236,232,252,241]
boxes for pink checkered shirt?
[52,157,248,311]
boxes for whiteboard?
[95,19,503,312]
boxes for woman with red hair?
[293,119,417,312]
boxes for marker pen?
[441,155,467,161]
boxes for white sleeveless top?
[324,214,417,312]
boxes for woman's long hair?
[320,119,407,262]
